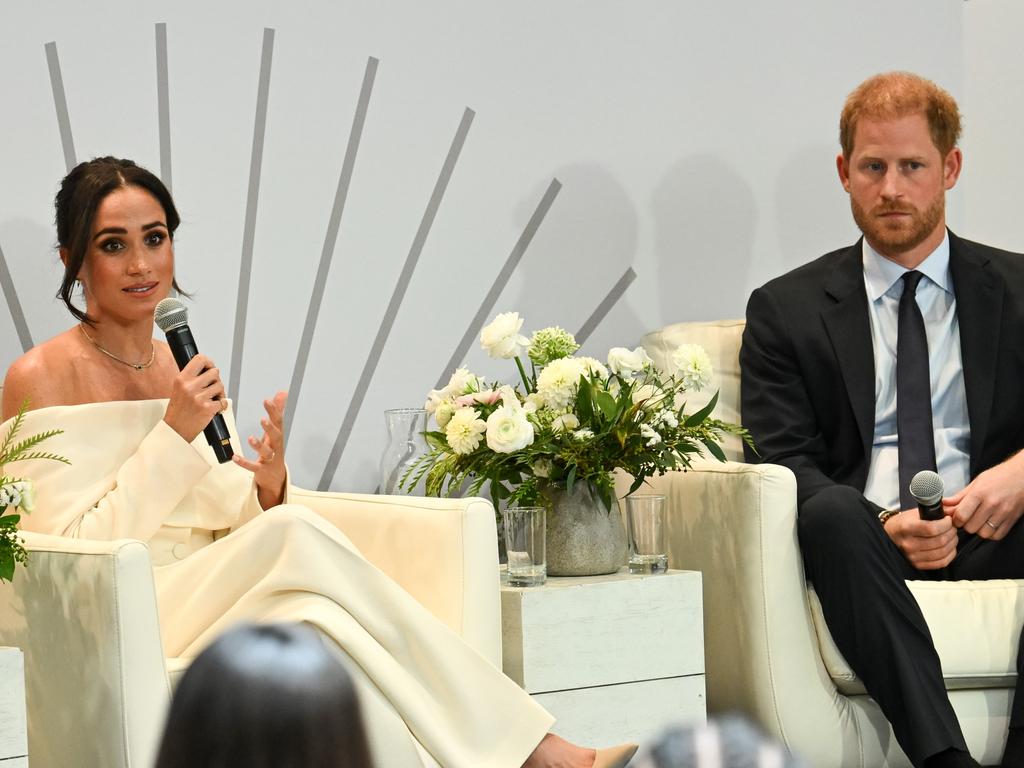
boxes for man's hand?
[943,451,1024,540]
[884,509,958,570]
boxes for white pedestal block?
[0,646,28,766]
[501,569,705,747]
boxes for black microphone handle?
[164,325,234,464]
[917,500,944,521]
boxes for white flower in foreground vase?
[672,343,714,391]
[444,408,487,455]
[0,480,33,512]
[551,413,580,433]
[536,357,586,410]
[486,403,535,453]
[528,326,579,366]
[607,346,652,376]
[480,312,530,359]
[577,356,609,381]
[434,400,457,429]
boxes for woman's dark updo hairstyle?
[55,156,184,325]
[154,622,374,768]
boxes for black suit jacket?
[740,231,1024,511]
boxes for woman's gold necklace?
[79,324,155,371]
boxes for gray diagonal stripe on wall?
[0,241,33,352]
[155,23,172,191]
[44,42,76,172]
[229,27,275,411]
[284,56,379,443]
[575,267,637,345]
[435,177,561,389]
[318,107,476,490]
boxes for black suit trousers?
[799,485,1024,767]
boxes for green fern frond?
[4,430,66,464]
[0,400,28,459]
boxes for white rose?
[536,357,586,410]
[446,367,479,395]
[434,400,457,429]
[631,383,668,408]
[486,404,535,453]
[551,413,580,433]
[444,408,487,454]
[480,312,530,359]
[672,343,714,391]
[524,393,545,414]
[577,356,609,381]
[532,458,553,478]
[607,346,653,376]
[15,481,34,513]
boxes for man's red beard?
[851,193,945,256]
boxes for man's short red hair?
[840,72,962,159]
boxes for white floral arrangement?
[404,312,749,511]
[0,402,68,582]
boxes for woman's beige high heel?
[593,743,639,768]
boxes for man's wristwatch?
[878,508,900,527]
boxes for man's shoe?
[593,743,639,768]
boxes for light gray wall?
[0,0,981,492]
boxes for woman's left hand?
[233,391,288,509]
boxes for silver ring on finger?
[986,520,1000,531]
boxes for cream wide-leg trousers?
[155,505,554,768]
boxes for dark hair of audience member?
[54,155,187,325]
[154,622,374,768]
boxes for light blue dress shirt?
[861,233,972,510]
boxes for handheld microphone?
[910,470,945,521]
[154,298,234,464]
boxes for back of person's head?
[155,622,373,768]
[839,71,961,159]
[635,715,808,768]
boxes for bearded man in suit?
[741,71,1024,768]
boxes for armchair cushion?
[811,580,1024,694]
[641,319,745,461]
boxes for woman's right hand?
[163,354,228,443]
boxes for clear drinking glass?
[625,494,668,574]
[504,506,547,587]
[377,408,428,495]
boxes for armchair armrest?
[617,461,860,762]
[287,489,502,666]
[0,531,169,768]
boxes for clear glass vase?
[377,408,428,495]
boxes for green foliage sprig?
[0,400,69,582]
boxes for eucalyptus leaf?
[685,391,720,427]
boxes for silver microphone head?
[154,297,189,332]
[910,470,944,507]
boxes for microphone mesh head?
[910,470,944,506]
[154,298,188,332]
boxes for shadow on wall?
[652,155,756,326]
[508,164,645,356]
[774,142,858,269]
[0,217,64,356]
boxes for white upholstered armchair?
[626,319,1024,768]
[0,490,502,768]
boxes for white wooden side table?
[501,569,705,747]
[0,647,28,767]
